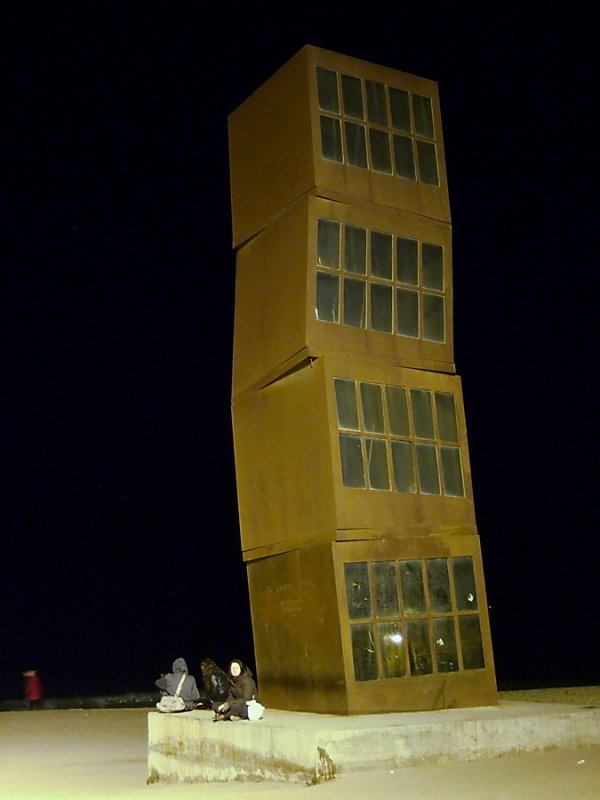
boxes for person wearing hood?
[155,658,200,711]
[214,658,259,721]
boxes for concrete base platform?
[147,700,600,785]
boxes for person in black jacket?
[214,658,259,721]
[155,657,200,711]
[199,658,230,709]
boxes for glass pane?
[378,621,406,678]
[351,623,378,681]
[320,115,343,162]
[422,242,443,290]
[341,73,364,119]
[400,560,426,615]
[396,288,419,337]
[344,225,366,274]
[416,443,440,494]
[369,128,392,174]
[435,392,459,442]
[334,378,359,430]
[413,94,434,137]
[360,382,384,433]
[345,121,368,168]
[317,218,340,267]
[316,272,339,322]
[452,557,478,611]
[370,284,392,332]
[385,385,409,436]
[365,80,387,126]
[365,438,390,490]
[441,446,465,497]
[417,140,439,185]
[433,617,459,673]
[370,231,393,279]
[373,561,400,616]
[459,615,485,670]
[407,619,432,675]
[423,293,444,342]
[427,558,452,612]
[391,440,416,493]
[344,562,371,619]
[339,434,365,487]
[389,87,410,131]
[317,67,339,112]
[393,135,415,180]
[411,389,434,438]
[396,237,418,285]
[344,278,366,327]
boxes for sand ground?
[1,688,599,799]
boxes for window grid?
[334,378,465,497]
[316,217,445,343]
[317,67,439,186]
[344,557,484,681]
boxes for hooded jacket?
[228,659,258,702]
[155,658,200,710]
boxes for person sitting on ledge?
[213,658,259,721]
[199,658,230,709]
[155,658,200,711]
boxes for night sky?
[4,4,596,701]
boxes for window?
[334,378,465,496]
[316,218,445,343]
[344,557,484,681]
[317,67,439,185]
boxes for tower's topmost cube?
[229,45,450,249]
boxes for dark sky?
[4,4,596,699]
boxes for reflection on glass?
[422,242,443,290]
[373,561,400,616]
[413,94,434,137]
[389,87,410,131]
[317,67,339,112]
[344,562,371,618]
[397,288,419,337]
[342,73,363,119]
[416,443,440,494]
[351,623,378,681]
[423,293,444,342]
[386,386,409,436]
[393,135,415,180]
[345,122,368,168]
[339,434,365,487]
[369,128,392,173]
[391,440,415,493]
[344,225,366,274]
[370,284,392,332]
[416,140,439,185]
[411,389,434,439]
[334,378,359,430]
[316,272,339,322]
[441,446,465,497]
[433,617,459,672]
[379,621,406,678]
[400,560,426,615]
[435,393,458,442]
[452,557,478,611]
[344,278,366,327]
[360,382,385,433]
[407,619,432,675]
[371,231,393,279]
[366,438,390,490]
[397,237,418,285]
[427,559,452,612]
[317,218,340,267]
[459,615,485,669]
[365,80,387,125]
[320,115,343,162]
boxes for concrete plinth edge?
[147,702,600,785]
